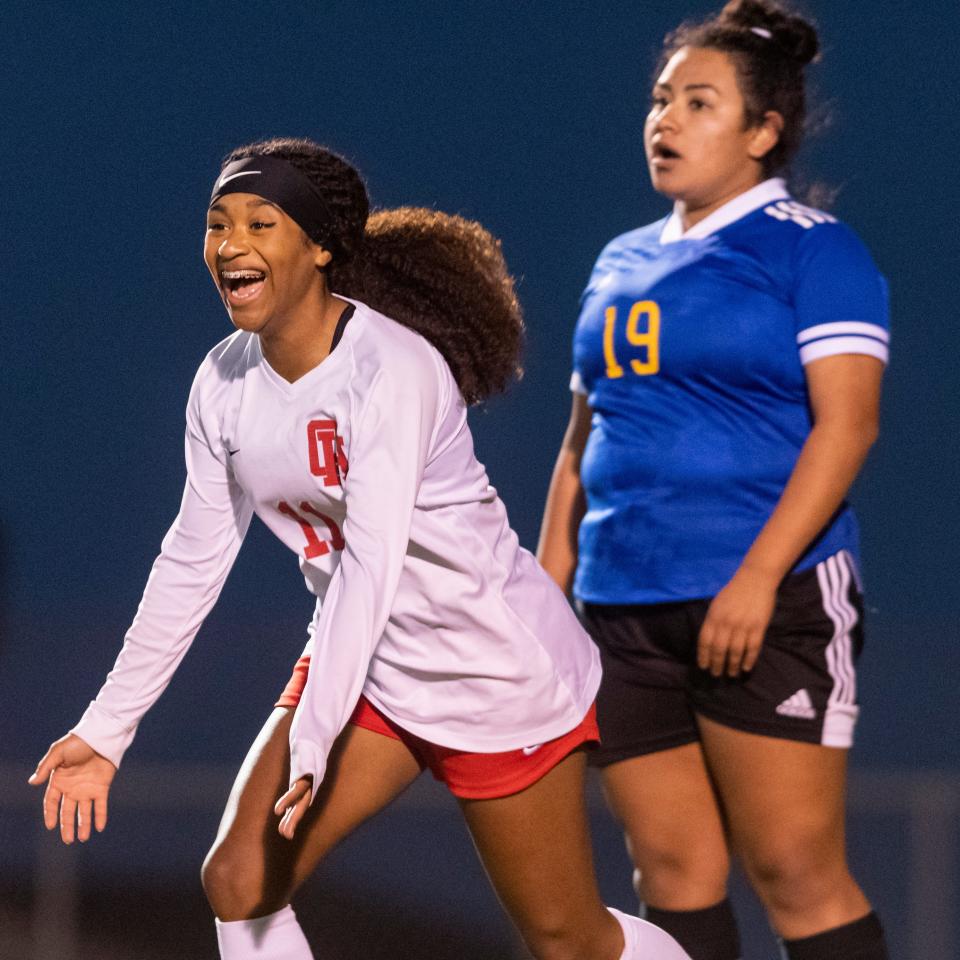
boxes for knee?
[740,838,848,914]
[201,842,279,921]
[628,832,730,907]
[520,911,602,960]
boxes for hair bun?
[719,0,819,65]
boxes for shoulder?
[188,330,254,414]
[581,220,668,303]
[345,300,452,406]
[725,201,885,303]
[753,200,879,270]
[193,330,254,386]
[593,220,667,269]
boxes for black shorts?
[581,550,865,766]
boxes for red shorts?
[276,655,599,800]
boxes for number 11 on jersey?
[279,501,345,559]
[603,299,661,378]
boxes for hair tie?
[750,26,773,39]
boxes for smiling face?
[644,46,782,216]
[204,192,332,335]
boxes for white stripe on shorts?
[815,552,861,747]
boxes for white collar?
[659,178,790,244]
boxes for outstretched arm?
[31,364,253,840]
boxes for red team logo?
[307,419,348,486]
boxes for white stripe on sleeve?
[570,371,587,395]
[797,321,890,345]
[799,336,889,366]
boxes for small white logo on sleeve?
[522,743,543,756]
[775,689,816,720]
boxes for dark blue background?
[1,3,956,945]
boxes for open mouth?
[651,143,681,162]
[220,268,267,304]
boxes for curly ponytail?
[220,139,523,405]
[330,208,523,405]
[660,0,820,176]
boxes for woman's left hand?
[697,567,779,677]
[274,776,313,839]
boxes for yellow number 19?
[603,300,661,378]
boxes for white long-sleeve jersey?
[72,299,601,793]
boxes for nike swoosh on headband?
[216,169,261,189]
[210,155,336,247]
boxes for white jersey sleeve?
[288,348,444,798]
[70,354,254,767]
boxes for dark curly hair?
[222,138,523,405]
[659,0,820,176]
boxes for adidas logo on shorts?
[775,689,816,720]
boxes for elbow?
[854,412,881,450]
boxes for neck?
[260,286,347,383]
[674,171,766,232]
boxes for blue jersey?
[571,179,890,604]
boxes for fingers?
[275,780,311,840]
[708,625,733,677]
[33,740,113,843]
[278,793,310,840]
[698,621,762,678]
[59,794,77,845]
[94,792,109,833]
[724,625,753,677]
[273,784,301,817]
[698,620,733,677]
[278,805,296,840]
[46,790,108,843]
[741,631,764,673]
[696,622,713,672]
[42,777,62,831]
[28,744,62,787]
[77,799,93,843]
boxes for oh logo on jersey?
[307,419,348,487]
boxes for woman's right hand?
[28,734,117,843]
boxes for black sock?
[781,911,889,960]
[642,898,741,960]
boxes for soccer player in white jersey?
[29,138,691,960]
[538,3,890,959]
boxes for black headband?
[209,155,336,247]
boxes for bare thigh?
[698,714,870,937]
[203,707,422,920]
[600,742,731,909]
[458,750,623,960]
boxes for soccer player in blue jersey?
[539,2,890,959]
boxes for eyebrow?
[207,198,280,213]
[653,82,720,94]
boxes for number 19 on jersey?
[603,299,661,379]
